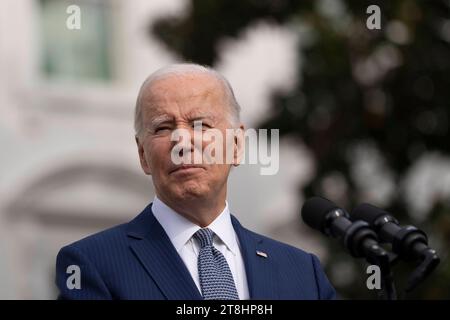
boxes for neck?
[156,191,227,227]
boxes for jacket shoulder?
[243,227,336,299]
[60,221,130,257]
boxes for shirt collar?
[151,196,238,255]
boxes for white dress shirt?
[151,196,250,300]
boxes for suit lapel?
[125,204,278,300]
[126,204,202,300]
[231,216,280,299]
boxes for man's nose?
[174,126,196,157]
[178,143,193,157]
[179,126,203,157]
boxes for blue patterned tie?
[194,228,239,300]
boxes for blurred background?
[0,0,449,299]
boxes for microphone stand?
[365,245,398,300]
[342,220,398,300]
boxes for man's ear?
[233,124,245,167]
[135,135,152,175]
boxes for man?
[55,63,336,300]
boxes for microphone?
[351,203,437,261]
[352,203,440,291]
[301,197,387,260]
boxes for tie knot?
[194,228,214,248]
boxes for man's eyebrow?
[188,113,217,122]
[149,115,174,128]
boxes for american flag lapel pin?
[256,250,268,258]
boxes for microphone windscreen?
[351,203,389,225]
[301,197,339,232]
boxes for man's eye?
[155,127,171,133]
[193,123,211,130]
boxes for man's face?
[136,73,241,204]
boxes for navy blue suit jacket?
[55,203,336,299]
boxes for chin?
[176,184,210,200]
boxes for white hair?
[134,63,241,136]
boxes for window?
[38,0,114,82]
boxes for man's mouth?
[169,165,206,174]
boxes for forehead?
[141,73,228,118]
